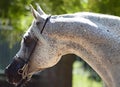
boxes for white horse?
[5,4,120,87]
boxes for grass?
[72,61,103,87]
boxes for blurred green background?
[0,0,120,87]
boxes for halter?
[16,15,51,87]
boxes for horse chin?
[6,75,22,85]
[9,75,31,86]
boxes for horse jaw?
[27,39,62,74]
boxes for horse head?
[5,5,60,86]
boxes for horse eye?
[24,36,32,45]
[36,21,40,26]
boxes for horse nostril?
[18,69,23,75]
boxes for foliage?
[73,61,102,87]
[88,0,120,16]
[0,0,31,46]
[76,57,102,82]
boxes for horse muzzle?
[5,56,25,85]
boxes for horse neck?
[44,13,120,87]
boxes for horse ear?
[36,3,45,15]
[30,4,41,20]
